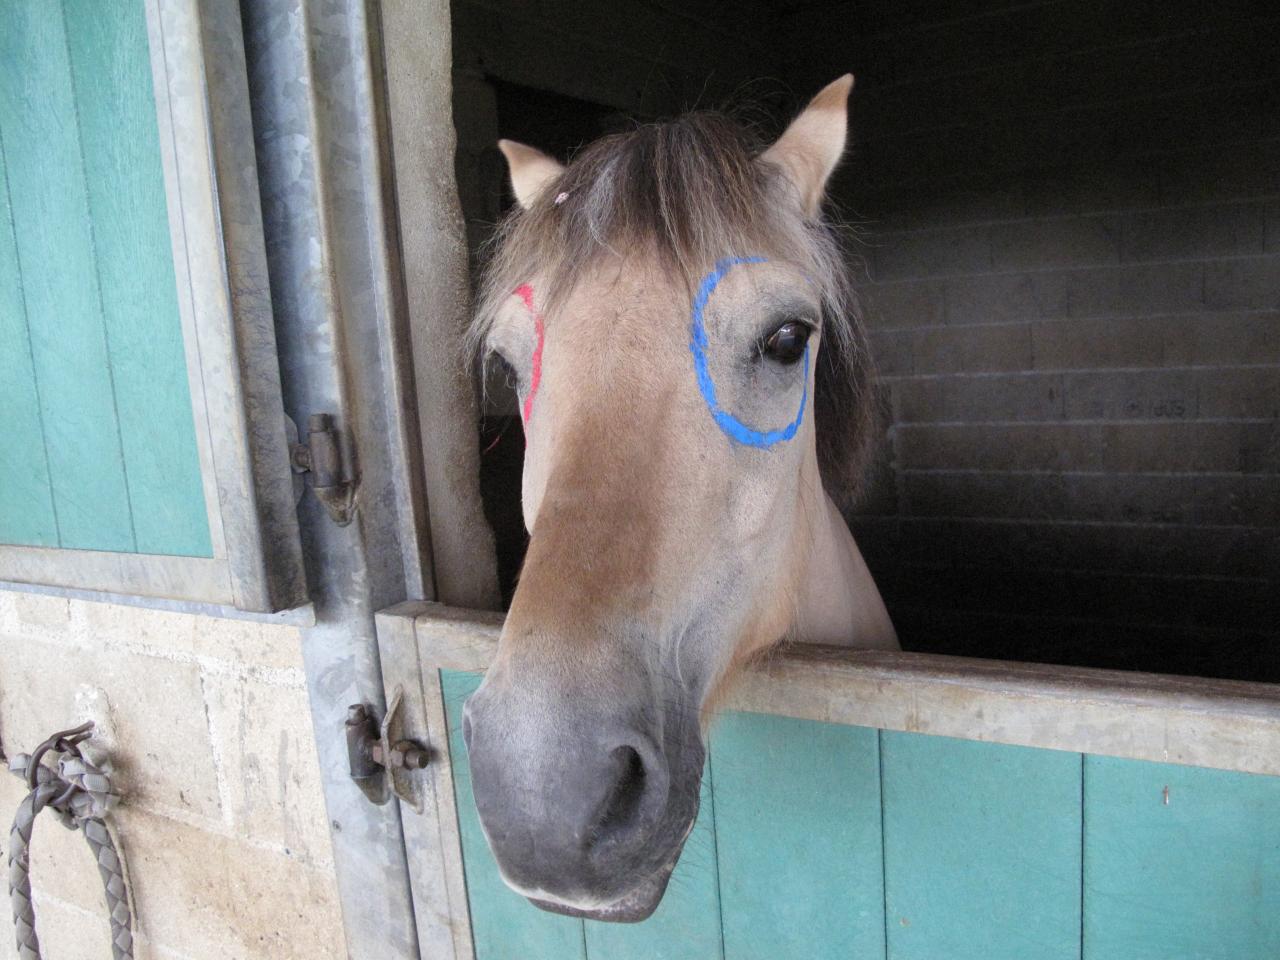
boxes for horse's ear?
[498,139,566,210]
[760,75,854,216]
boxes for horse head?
[462,76,896,921]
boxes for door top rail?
[377,601,1280,777]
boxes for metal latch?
[290,413,355,525]
[345,686,430,811]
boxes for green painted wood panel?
[1083,755,1280,959]
[0,0,209,557]
[711,711,885,960]
[0,136,58,546]
[0,1,135,552]
[881,733,1082,960]
[443,696,1280,960]
[62,0,210,558]
[442,670,588,960]
[583,760,723,960]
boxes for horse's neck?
[794,490,899,649]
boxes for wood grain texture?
[1083,755,1280,959]
[882,732,1082,960]
[63,0,210,557]
[0,0,134,551]
[410,604,1280,776]
[374,605,476,959]
[0,0,209,557]
[711,711,885,960]
[0,132,57,546]
[442,670,588,960]
[417,610,1280,957]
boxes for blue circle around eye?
[689,256,809,448]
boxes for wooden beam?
[384,601,1280,777]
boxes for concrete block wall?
[0,591,344,960]
[775,0,1280,678]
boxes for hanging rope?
[6,722,133,960]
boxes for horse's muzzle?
[529,859,680,922]
[461,670,703,919]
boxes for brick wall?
[777,0,1280,679]
[0,592,343,960]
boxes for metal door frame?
[238,0,499,957]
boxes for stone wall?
[0,591,343,960]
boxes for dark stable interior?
[452,0,1280,683]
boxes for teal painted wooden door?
[442,669,1280,960]
[1083,756,1280,959]
[0,0,210,557]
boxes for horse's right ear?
[497,139,565,210]
[760,75,854,216]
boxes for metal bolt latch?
[344,704,382,784]
[374,737,430,771]
[345,697,430,810]
[291,413,355,525]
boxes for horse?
[461,75,898,923]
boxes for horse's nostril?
[591,746,648,846]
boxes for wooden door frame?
[374,599,1280,959]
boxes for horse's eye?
[761,320,811,365]
[490,351,520,391]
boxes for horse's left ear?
[760,74,854,216]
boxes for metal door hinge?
[345,686,430,811]
[290,412,355,525]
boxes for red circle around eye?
[514,284,545,425]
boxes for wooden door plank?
[63,0,210,557]
[1083,755,1280,959]
[442,670,587,960]
[882,732,1082,960]
[0,2,134,552]
[0,138,57,546]
[712,711,886,960]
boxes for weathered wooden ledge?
[376,601,1280,777]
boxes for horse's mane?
[470,111,878,510]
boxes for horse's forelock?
[472,111,877,509]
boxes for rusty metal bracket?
[291,413,356,525]
[344,704,385,804]
[344,687,430,811]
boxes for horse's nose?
[462,684,670,902]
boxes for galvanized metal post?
[239,1,497,956]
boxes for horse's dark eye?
[761,320,811,365]
[490,351,520,391]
